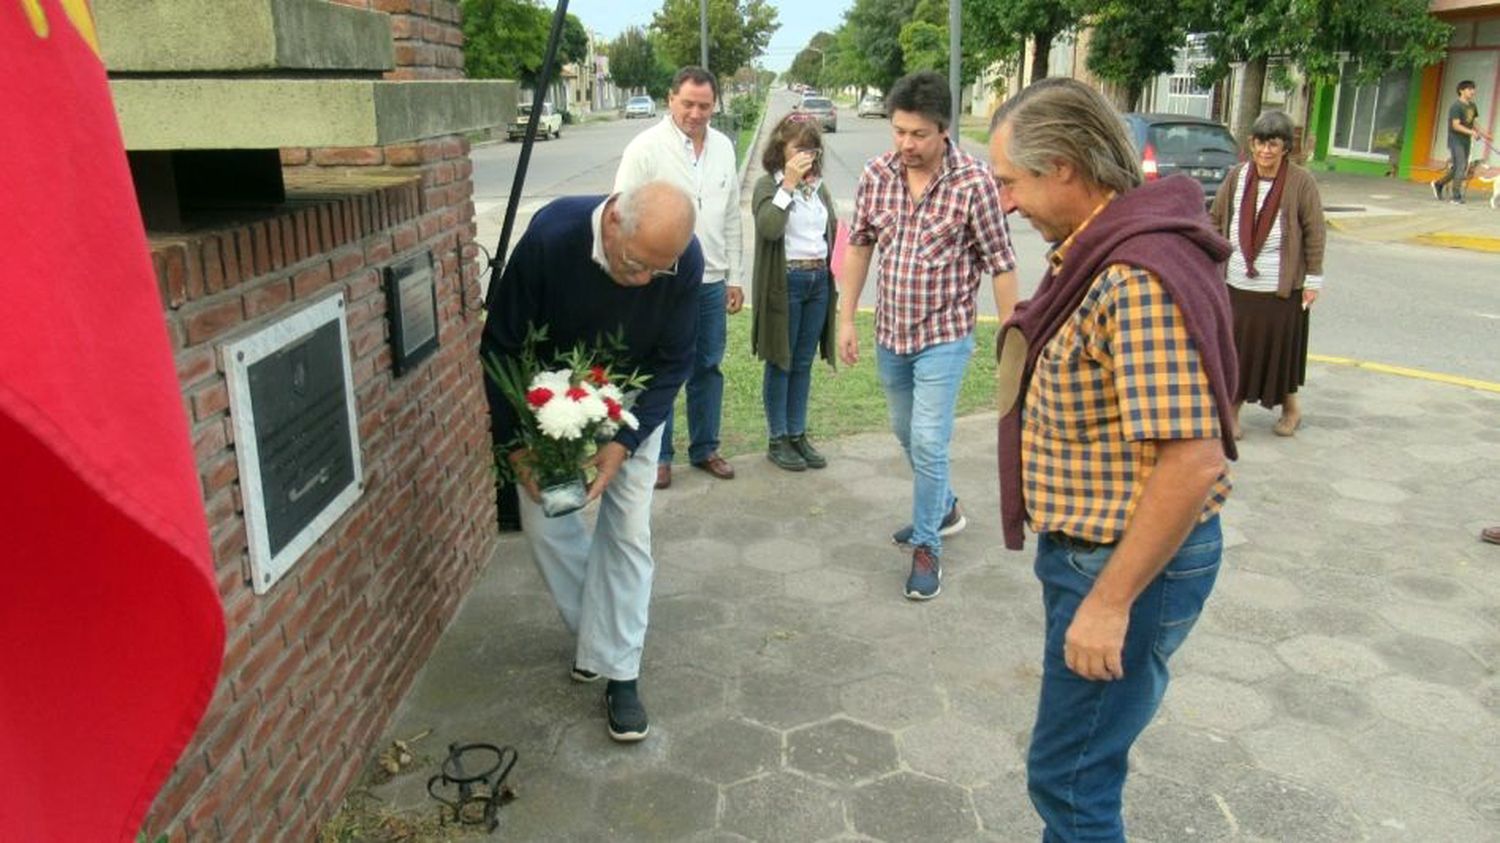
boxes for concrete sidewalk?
[362,360,1500,841]
[1313,168,1500,254]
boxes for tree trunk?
[1030,29,1055,84]
[1233,56,1267,145]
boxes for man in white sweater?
[614,66,744,489]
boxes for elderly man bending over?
[481,181,703,742]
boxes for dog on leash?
[1474,165,1500,209]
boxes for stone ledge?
[96,0,394,73]
[111,79,516,150]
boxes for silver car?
[857,94,886,118]
[797,97,837,133]
[624,95,656,119]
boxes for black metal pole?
[488,0,570,531]
[488,0,571,304]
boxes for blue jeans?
[659,281,727,465]
[875,334,973,552]
[1027,515,1223,842]
[763,268,830,438]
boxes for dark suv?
[1121,113,1239,205]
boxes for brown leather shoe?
[654,464,671,490]
[1482,526,1500,545]
[692,453,735,480]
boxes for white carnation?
[535,393,590,440]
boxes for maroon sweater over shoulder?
[998,175,1239,550]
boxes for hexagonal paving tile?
[1131,723,1257,791]
[651,594,733,633]
[838,673,944,731]
[1372,633,1487,688]
[1122,772,1237,841]
[734,669,841,730]
[1266,673,1375,730]
[593,769,718,838]
[745,537,824,573]
[1367,674,1492,732]
[1215,768,1362,841]
[668,717,782,785]
[1160,674,1275,733]
[784,567,869,605]
[1331,477,1410,504]
[1174,632,1286,683]
[1239,722,1364,788]
[787,717,900,786]
[720,771,845,843]
[848,772,978,840]
[1274,634,1389,682]
[899,715,1022,787]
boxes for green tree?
[786,31,834,87]
[821,22,877,93]
[1081,0,1196,110]
[608,26,669,97]
[1196,0,1449,141]
[843,0,920,94]
[900,0,986,81]
[461,0,550,82]
[965,0,1078,85]
[560,13,590,66]
[650,0,780,85]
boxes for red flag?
[0,3,225,840]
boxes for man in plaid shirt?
[838,70,1018,601]
[990,79,1239,841]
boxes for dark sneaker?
[605,679,649,742]
[767,436,807,471]
[1432,181,1444,200]
[571,664,600,683]
[1452,196,1466,205]
[905,546,942,600]
[892,499,967,547]
[788,434,827,469]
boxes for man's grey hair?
[990,78,1142,194]
[616,180,695,236]
[1249,110,1294,146]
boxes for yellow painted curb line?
[1308,354,1500,394]
[1411,233,1500,253]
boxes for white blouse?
[772,182,829,261]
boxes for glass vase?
[538,471,588,518]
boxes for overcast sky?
[562,0,853,72]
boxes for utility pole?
[699,0,709,70]
[949,0,961,131]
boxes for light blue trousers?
[518,426,662,681]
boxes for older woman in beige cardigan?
[1210,110,1326,438]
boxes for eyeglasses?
[620,248,678,278]
[795,148,821,161]
[1251,137,1286,151]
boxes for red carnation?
[603,397,623,420]
[588,365,609,386]
[525,387,554,408]
[566,386,590,401]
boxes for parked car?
[797,96,837,133]
[1120,113,1239,205]
[624,95,656,119]
[857,94,886,118]
[509,101,562,141]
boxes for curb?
[1307,354,1500,394]
[1412,232,1500,253]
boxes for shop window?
[1477,19,1500,48]
[1331,64,1410,158]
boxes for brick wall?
[141,135,496,841]
[329,0,465,80]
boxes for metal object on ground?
[426,742,518,832]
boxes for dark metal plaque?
[224,294,364,594]
[247,321,355,556]
[386,252,439,375]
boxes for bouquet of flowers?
[483,324,649,517]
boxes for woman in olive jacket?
[751,114,839,471]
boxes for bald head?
[604,181,696,286]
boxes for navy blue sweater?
[481,195,703,454]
